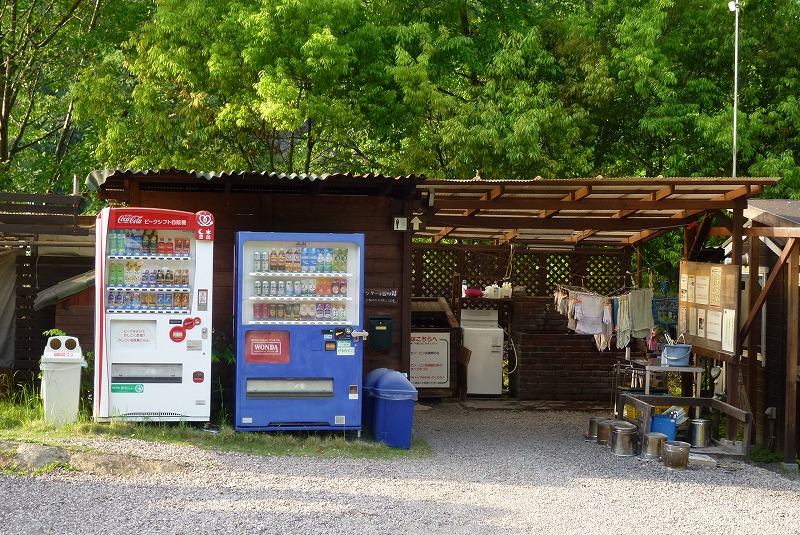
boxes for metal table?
[642,364,703,418]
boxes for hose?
[503,328,519,375]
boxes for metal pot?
[662,440,691,470]
[587,416,604,440]
[641,432,667,461]
[596,419,615,446]
[610,422,639,456]
[689,418,710,448]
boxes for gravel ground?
[2,402,800,534]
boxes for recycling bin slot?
[39,336,86,426]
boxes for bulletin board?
[678,261,740,359]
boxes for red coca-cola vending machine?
[94,207,214,421]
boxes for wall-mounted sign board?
[365,288,398,306]
[678,261,740,359]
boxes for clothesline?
[554,285,657,352]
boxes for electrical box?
[368,315,393,351]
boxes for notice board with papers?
[678,261,740,360]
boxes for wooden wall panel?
[115,189,409,374]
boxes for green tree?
[0,0,151,193]
[83,0,403,174]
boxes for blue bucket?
[651,414,677,441]
[662,344,692,366]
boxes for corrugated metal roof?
[84,170,780,248]
[33,270,94,310]
[415,176,780,248]
[744,199,800,226]
[86,168,425,192]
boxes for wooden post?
[785,241,799,465]
[747,234,760,431]
[400,203,414,373]
[728,202,744,440]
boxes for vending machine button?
[169,326,186,343]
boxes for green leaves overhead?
[3,0,797,197]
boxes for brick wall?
[509,298,641,402]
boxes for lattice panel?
[585,255,625,295]
[464,250,507,289]
[412,248,457,297]
[412,246,628,298]
[545,254,571,294]
[510,252,541,296]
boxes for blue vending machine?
[234,232,367,432]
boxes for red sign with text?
[245,330,290,363]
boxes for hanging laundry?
[629,288,655,339]
[599,301,614,350]
[567,291,578,331]
[616,293,631,349]
[575,292,604,335]
[647,328,660,351]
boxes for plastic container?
[661,344,692,366]
[650,413,677,441]
[371,371,418,449]
[362,368,392,436]
[39,336,86,426]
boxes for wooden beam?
[728,202,745,418]
[652,185,675,201]
[497,230,518,245]
[710,210,734,233]
[687,215,714,261]
[743,227,800,238]
[432,226,455,244]
[785,241,799,464]
[464,185,504,217]
[539,185,591,218]
[747,233,760,421]
[567,229,597,243]
[426,215,690,232]
[627,186,755,245]
[0,193,83,205]
[437,199,739,211]
[0,224,90,236]
[740,238,797,341]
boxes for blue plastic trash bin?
[651,413,677,441]
[372,371,418,449]
[362,368,392,436]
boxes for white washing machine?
[461,309,504,395]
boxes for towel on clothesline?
[630,288,655,339]
[616,294,631,349]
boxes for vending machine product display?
[234,232,367,432]
[94,207,215,421]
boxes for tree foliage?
[4,0,800,202]
[0,0,151,192]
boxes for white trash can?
[40,336,86,425]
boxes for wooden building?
[738,199,800,465]
[0,192,92,385]
[86,169,424,380]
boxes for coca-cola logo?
[117,214,143,225]
[197,211,214,227]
